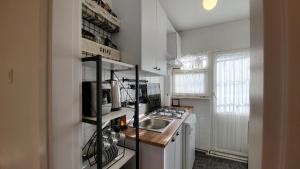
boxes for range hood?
[167,58,183,68]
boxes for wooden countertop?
[124,106,193,147]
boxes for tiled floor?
[193,151,248,169]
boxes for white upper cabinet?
[112,0,168,75]
[156,1,168,75]
[167,32,182,59]
[141,0,158,73]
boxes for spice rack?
[82,0,121,61]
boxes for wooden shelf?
[82,0,120,33]
[82,38,121,61]
[82,108,135,126]
[82,56,134,72]
[82,146,135,169]
[101,58,134,71]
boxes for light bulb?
[203,0,218,11]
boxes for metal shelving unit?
[81,1,139,168]
[81,56,140,169]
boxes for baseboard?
[195,148,208,153]
[208,150,248,163]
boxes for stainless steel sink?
[139,118,174,133]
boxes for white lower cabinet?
[165,125,182,169]
[174,126,183,169]
[131,126,183,169]
[124,126,183,169]
[164,137,176,169]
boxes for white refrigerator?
[182,114,197,169]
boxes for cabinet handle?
[153,66,157,70]
[157,67,161,71]
[172,137,175,142]
[176,132,179,136]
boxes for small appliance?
[82,81,111,117]
[111,80,122,111]
[147,83,161,112]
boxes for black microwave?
[82,81,111,117]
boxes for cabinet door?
[176,33,182,58]
[164,137,176,169]
[156,1,167,75]
[175,126,183,169]
[141,0,158,73]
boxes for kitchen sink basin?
[139,118,174,133]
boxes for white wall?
[249,0,263,167]
[181,19,250,56]
[0,0,48,169]
[178,19,250,151]
[48,0,82,169]
[249,0,300,169]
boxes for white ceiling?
[160,0,249,31]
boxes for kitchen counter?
[124,106,193,147]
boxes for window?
[172,55,209,98]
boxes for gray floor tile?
[193,151,248,169]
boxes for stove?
[148,107,186,119]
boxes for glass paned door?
[211,50,250,157]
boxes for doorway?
[210,50,250,162]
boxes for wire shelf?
[82,18,112,43]
[82,2,120,34]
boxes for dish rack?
[82,128,126,168]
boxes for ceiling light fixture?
[203,0,218,11]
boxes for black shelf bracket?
[81,55,101,62]
[96,56,103,169]
[134,65,140,169]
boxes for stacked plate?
[102,145,119,166]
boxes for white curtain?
[173,70,207,96]
[173,55,209,97]
[212,50,250,157]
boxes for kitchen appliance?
[111,80,121,111]
[182,114,196,169]
[148,107,186,119]
[147,83,161,111]
[165,95,171,107]
[82,81,111,117]
[167,58,183,68]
